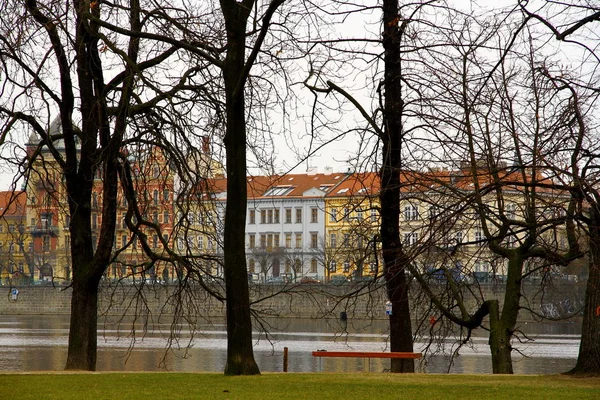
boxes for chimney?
[307,166,317,176]
[202,136,210,154]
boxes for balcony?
[29,225,59,237]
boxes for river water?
[0,315,580,374]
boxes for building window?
[249,209,255,224]
[285,259,291,274]
[330,233,337,247]
[43,236,50,251]
[260,209,266,224]
[475,230,484,245]
[343,260,350,273]
[153,190,159,206]
[198,236,204,249]
[404,205,419,221]
[310,233,318,248]
[163,211,169,224]
[294,258,302,273]
[267,234,273,249]
[152,235,158,249]
[122,235,128,248]
[403,232,418,246]
[296,208,302,223]
[343,234,350,247]
[274,209,280,224]
[329,260,337,273]
[92,213,98,230]
[330,208,337,222]
[370,209,378,223]
[248,259,255,273]
[153,211,159,224]
[285,233,292,248]
[249,234,256,249]
[369,261,377,273]
[311,208,318,223]
[506,203,517,219]
[274,234,280,248]
[260,234,266,248]
[344,207,350,222]
[285,208,292,223]
[92,192,98,208]
[295,233,302,248]
[163,189,169,202]
[267,209,273,224]
[311,258,318,273]
[455,231,463,244]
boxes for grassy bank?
[1,372,598,399]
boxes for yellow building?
[324,172,381,281]
[397,167,573,282]
[0,191,29,285]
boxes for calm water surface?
[0,315,579,374]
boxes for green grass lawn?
[1,372,599,400]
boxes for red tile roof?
[0,191,26,217]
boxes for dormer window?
[264,186,294,196]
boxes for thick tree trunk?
[65,276,100,370]
[380,0,414,373]
[489,254,524,374]
[570,211,600,375]
[386,255,414,373]
[488,299,514,374]
[221,0,260,376]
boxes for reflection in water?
[0,315,579,374]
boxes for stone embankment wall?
[0,281,585,322]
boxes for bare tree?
[302,0,461,372]
[0,0,220,370]
[405,8,588,373]
[520,0,600,375]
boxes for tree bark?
[380,0,414,373]
[570,209,600,375]
[220,0,260,376]
[488,253,525,374]
[488,300,513,374]
[65,273,100,370]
